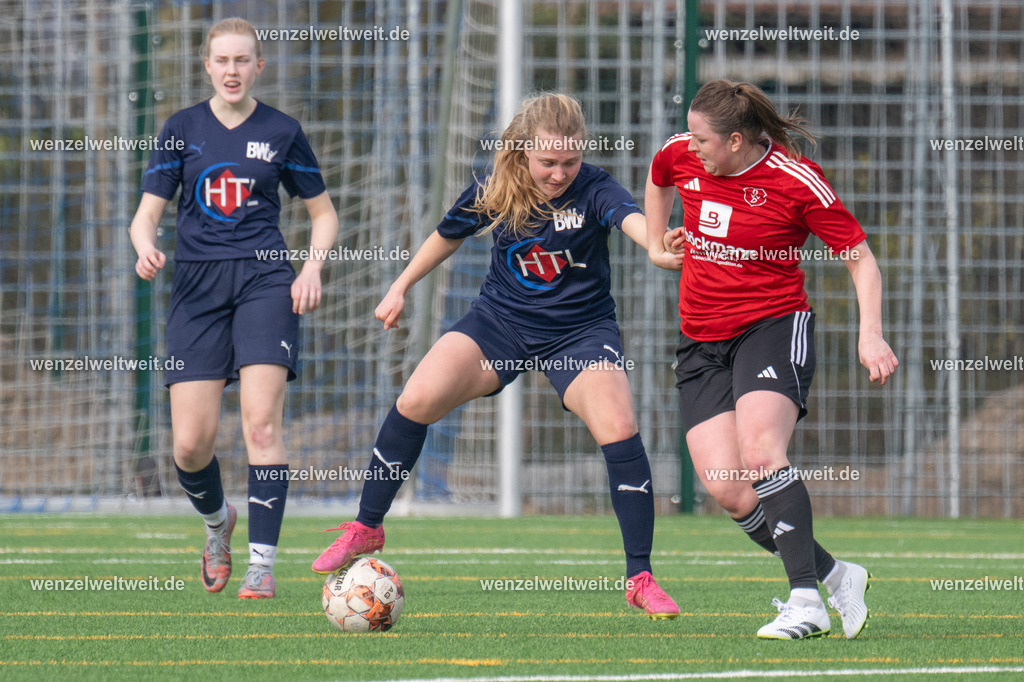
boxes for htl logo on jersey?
[196,162,255,221]
[506,238,586,291]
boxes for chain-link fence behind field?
[1,0,1021,517]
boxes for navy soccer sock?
[247,464,289,567]
[753,467,818,590]
[601,433,655,578]
[355,404,429,528]
[733,503,837,581]
[175,456,227,526]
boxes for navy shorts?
[447,300,627,408]
[674,310,815,434]
[164,258,298,386]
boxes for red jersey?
[651,133,866,341]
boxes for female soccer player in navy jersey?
[312,93,683,618]
[645,80,898,639]
[130,18,338,598]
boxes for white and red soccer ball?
[322,557,404,632]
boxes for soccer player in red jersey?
[645,80,898,639]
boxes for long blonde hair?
[201,17,262,59]
[473,93,587,239]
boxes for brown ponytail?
[689,80,815,159]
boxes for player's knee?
[173,438,214,470]
[707,482,756,516]
[738,449,764,474]
[395,388,441,425]
[738,434,788,474]
[245,419,281,450]
[601,416,638,445]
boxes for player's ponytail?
[202,17,262,60]
[690,80,815,160]
[474,93,587,240]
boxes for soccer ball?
[322,557,404,632]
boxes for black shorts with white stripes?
[674,310,815,434]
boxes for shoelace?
[629,574,651,599]
[243,566,272,588]
[770,597,791,618]
[205,529,230,558]
[827,587,846,615]
[319,522,352,534]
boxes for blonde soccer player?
[313,93,683,619]
[130,17,337,598]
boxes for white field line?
[389,667,1024,682]
[4,547,1024,560]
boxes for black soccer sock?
[752,467,817,590]
[813,540,837,582]
[175,456,226,524]
[601,433,654,578]
[733,503,837,581]
[355,404,428,528]
[247,464,289,567]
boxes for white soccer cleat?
[826,560,871,639]
[756,596,830,639]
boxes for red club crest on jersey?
[743,187,768,207]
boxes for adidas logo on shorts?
[757,365,778,379]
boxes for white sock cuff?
[823,560,844,593]
[202,500,229,529]
[790,587,822,605]
[249,543,277,567]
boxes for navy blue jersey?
[436,163,641,330]
[141,100,327,261]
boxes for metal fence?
[1,0,1021,517]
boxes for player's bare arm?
[620,212,682,271]
[291,191,339,315]
[129,192,170,280]
[376,231,466,330]
[843,239,898,385]
[643,170,679,269]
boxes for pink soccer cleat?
[201,504,236,593]
[626,571,680,620]
[311,521,385,574]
